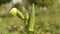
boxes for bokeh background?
[0,0,60,34]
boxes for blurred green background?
[0,0,60,34]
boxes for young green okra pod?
[28,3,35,32]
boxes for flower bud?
[10,8,17,16]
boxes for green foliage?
[27,0,58,7]
[0,0,12,5]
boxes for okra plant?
[10,3,35,34]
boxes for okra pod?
[28,3,35,32]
